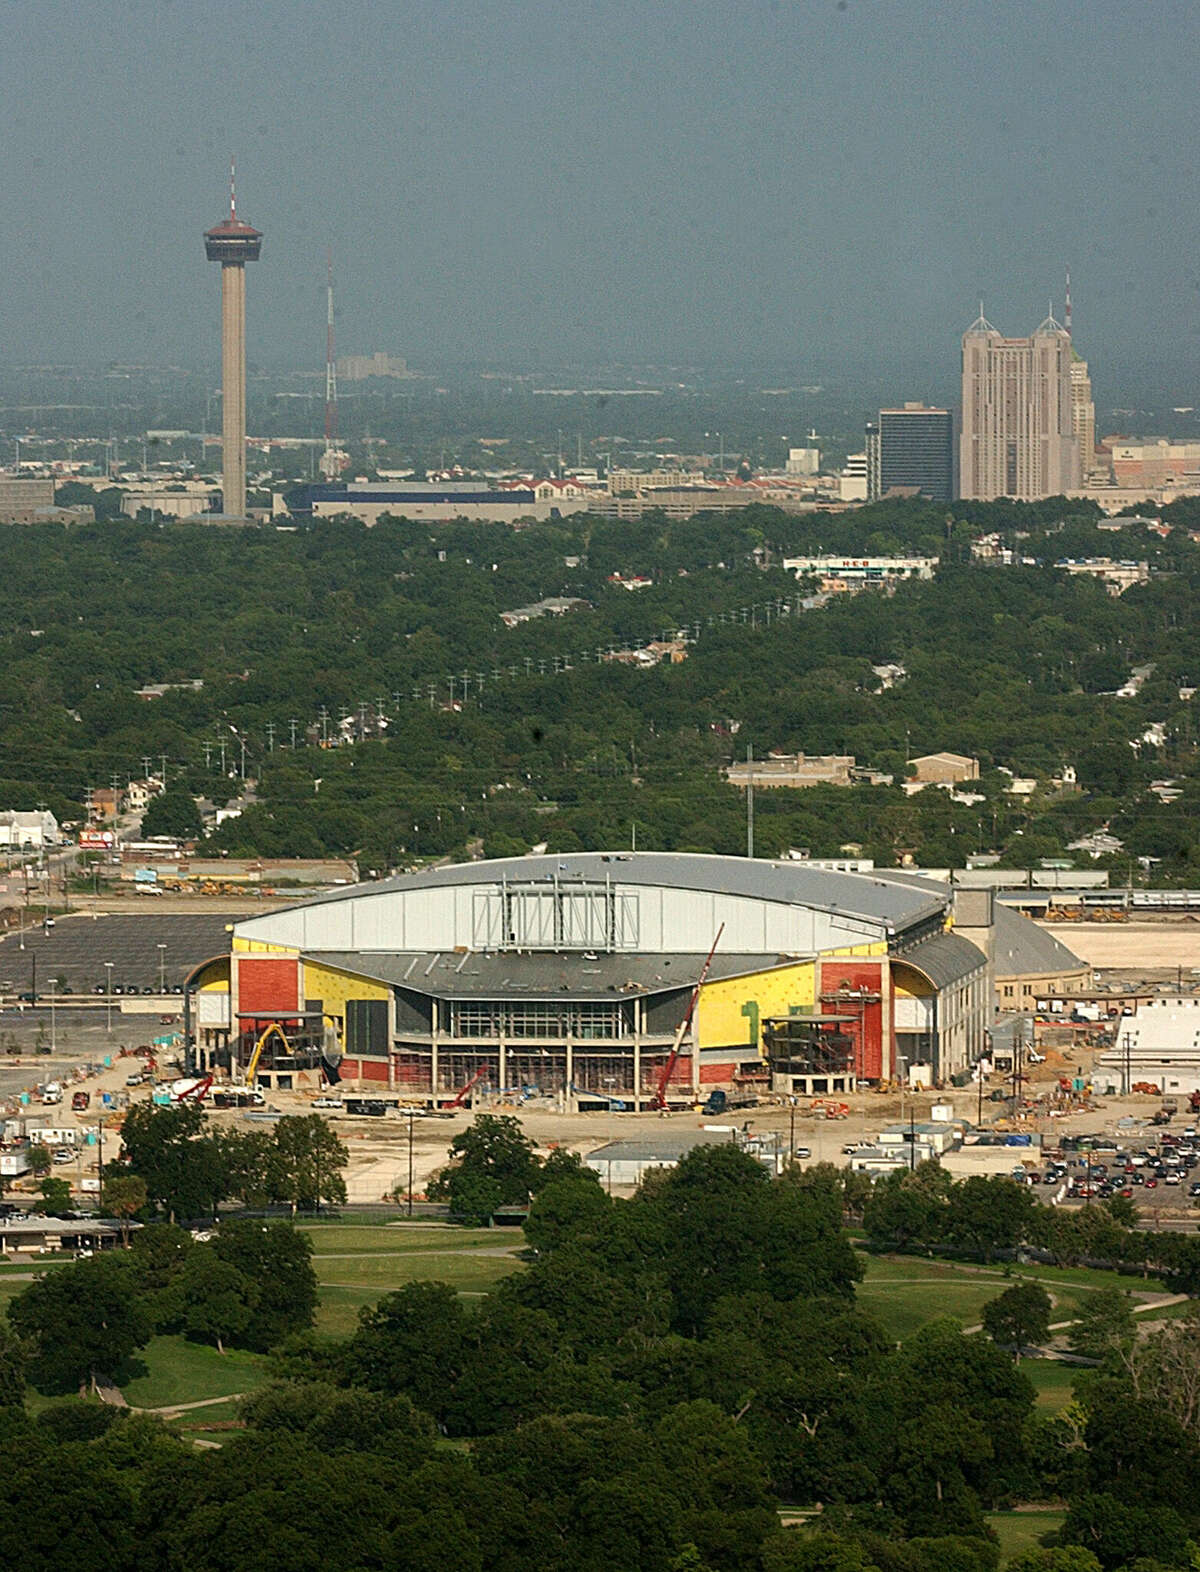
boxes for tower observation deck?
[204,170,261,520]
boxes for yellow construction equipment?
[245,1021,291,1087]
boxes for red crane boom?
[651,924,724,1110]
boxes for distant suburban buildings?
[959,310,1087,500]
[0,475,89,524]
[335,353,410,380]
[785,446,820,476]
[909,753,980,785]
[726,753,857,789]
[499,596,589,627]
[839,453,869,502]
[1056,558,1149,595]
[289,481,586,525]
[784,555,935,591]
[865,404,954,503]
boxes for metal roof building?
[197,853,1005,1106]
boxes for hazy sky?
[3,0,1198,382]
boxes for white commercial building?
[1096,997,1200,1095]
[0,810,59,849]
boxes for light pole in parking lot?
[49,976,56,1055]
[104,962,113,1035]
[407,1109,415,1218]
[157,943,166,995]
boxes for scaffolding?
[763,1014,857,1095]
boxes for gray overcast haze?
[3,0,1199,383]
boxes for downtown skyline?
[0,0,1197,383]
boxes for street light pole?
[105,961,113,1035]
[157,943,166,995]
[407,1111,414,1218]
[49,976,55,1056]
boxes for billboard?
[78,829,115,849]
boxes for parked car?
[52,1148,73,1165]
[312,1097,344,1110]
[71,1091,90,1111]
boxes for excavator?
[651,925,724,1112]
[231,1021,293,1091]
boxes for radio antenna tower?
[1065,268,1072,337]
[320,252,339,479]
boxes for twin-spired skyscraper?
[204,170,261,519]
[959,309,1093,501]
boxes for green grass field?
[116,1336,269,1410]
[303,1222,522,1336]
[857,1253,1166,1344]
[986,1510,1066,1564]
[1023,1359,1078,1410]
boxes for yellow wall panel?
[301,959,389,1046]
[232,938,296,956]
[697,961,816,1054]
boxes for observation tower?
[204,165,262,519]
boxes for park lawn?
[117,1336,269,1410]
[1022,1359,1078,1410]
[168,1397,244,1429]
[856,1263,1003,1342]
[986,1510,1066,1565]
[314,1251,521,1337]
[857,1254,1169,1343]
[299,1223,501,1256]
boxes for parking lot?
[0,912,234,998]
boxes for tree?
[174,1249,252,1354]
[27,1143,51,1177]
[265,1116,348,1213]
[0,1321,27,1408]
[140,785,203,841]
[8,1255,151,1394]
[212,1221,317,1350]
[1066,1287,1136,1363]
[342,1280,468,1417]
[1006,1553,1100,1572]
[981,1282,1052,1360]
[103,1174,148,1246]
[36,1176,71,1215]
[524,1173,611,1253]
[428,1114,540,1223]
[116,1102,229,1222]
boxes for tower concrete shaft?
[204,171,262,519]
[220,261,248,518]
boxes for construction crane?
[244,1021,292,1088]
[651,924,724,1111]
[443,1065,487,1111]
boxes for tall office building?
[204,169,262,519]
[959,311,1078,501]
[865,403,954,502]
[1070,354,1096,483]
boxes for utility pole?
[746,745,755,859]
[407,1110,414,1218]
[289,718,299,749]
[266,721,275,753]
[105,962,113,1034]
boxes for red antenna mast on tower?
[320,254,339,478]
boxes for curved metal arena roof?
[263,852,950,938]
[992,903,1087,979]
